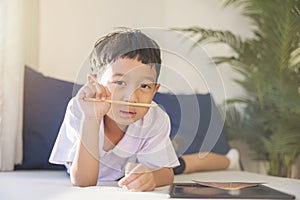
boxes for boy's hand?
[76,74,111,119]
[118,162,156,192]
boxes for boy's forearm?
[70,118,101,187]
[182,152,230,174]
[152,167,174,187]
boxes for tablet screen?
[169,183,295,199]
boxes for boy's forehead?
[106,58,157,79]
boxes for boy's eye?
[114,81,126,86]
[140,83,152,89]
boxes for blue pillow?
[153,92,230,156]
[14,67,229,170]
[15,66,80,170]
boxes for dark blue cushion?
[15,66,80,170]
[153,92,230,156]
[15,67,229,169]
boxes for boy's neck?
[103,115,127,146]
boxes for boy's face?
[100,57,160,126]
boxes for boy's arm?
[70,118,101,187]
[70,75,110,187]
[180,152,230,174]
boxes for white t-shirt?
[49,98,179,181]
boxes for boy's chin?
[106,112,142,127]
[114,118,138,127]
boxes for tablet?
[169,183,295,199]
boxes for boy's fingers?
[87,74,97,83]
[95,84,107,99]
[86,74,109,100]
[118,173,140,187]
[120,172,156,192]
[125,174,150,191]
[118,162,153,189]
[105,87,111,99]
[128,176,154,192]
[77,84,94,99]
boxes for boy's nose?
[123,87,138,103]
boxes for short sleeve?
[49,99,81,165]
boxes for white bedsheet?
[0,170,299,200]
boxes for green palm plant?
[175,0,300,177]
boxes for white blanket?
[0,170,299,200]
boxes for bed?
[1,170,300,200]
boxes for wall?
[38,0,252,104]
[24,0,39,69]
[39,0,165,80]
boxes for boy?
[49,29,179,191]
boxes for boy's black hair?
[90,29,162,81]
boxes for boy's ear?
[154,83,160,93]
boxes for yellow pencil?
[83,97,157,108]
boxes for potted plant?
[175,0,300,177]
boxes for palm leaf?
[174,0,300,177]
[173,27,244,54]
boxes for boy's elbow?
[70,170,98,187]
[71,177,97,187]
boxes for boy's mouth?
[119,110,137,118]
